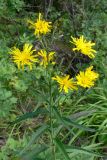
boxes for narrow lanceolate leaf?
[19,125,48,156]
[53,106,64,123]
[20,145,48,160]
[55,137,71,160]
[10,108,48,124]
[53,106,75,136]
[53,106,95,132]
[69,110,96,120]
[65,145,107,158]
[63,117,95,132]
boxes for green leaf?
[65,145,107,158]
[10,108,48,124]
[55,137,71,160]
[53,106,64,123]
[53,106,74,135]
[0,88,17,118]
[63,117,95,132]
[19,125,48,156]
[20,145,48,160]
[53,106,95,132]
[69,110,96,120]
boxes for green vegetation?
[0,0,107,160]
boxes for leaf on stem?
[55,137,71,160]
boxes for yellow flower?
[70,35,96,58]
[37,50,55,68]
[28,13,52,36]
[10,43,38,70]
[76,66,99,88]
[52,75,77,93]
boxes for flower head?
[52,75,77,93]
[28,13,52,36]
[76,66,99,88]
[10,43,38,70]
[70,35,96,58]
[37,50,55,68]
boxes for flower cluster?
[28,13,52,37]
[52,66,99,93]
[10,13,99,93]
[70,35,96,58]
[10,45,55,70]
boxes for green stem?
[38,36,46,49]
[49,72,56,160]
